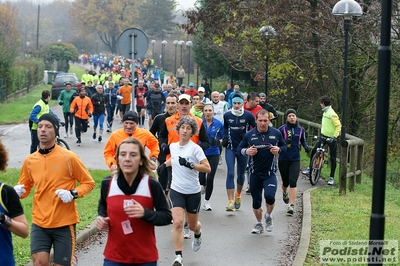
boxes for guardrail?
[273,111,364,194]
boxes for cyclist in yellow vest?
[304,95,341,185]
[29,90,62,154]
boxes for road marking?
[2,124,22,135]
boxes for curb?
[292,187,316,266]
[24,220,98,266]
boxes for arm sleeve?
[198,123,210,150]
[146,132,160,159]
[98,176,111,217]
[300,127,309,148]
[70,100,76,113]
[104,135,117,168]
[2,185,25,218]
[223,114,229,139]
[332,114,342,138]
[141,178,172,226]
[29,105,41,123]
[57,91,64,103]
[70,155,95,197]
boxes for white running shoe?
[172,254,183,266]
[265,214,274,232]
[203,200,212,211]
[183,223,191,239]
[192,232,202,252]
[251,223,264,234]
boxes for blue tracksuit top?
[223,110,256,151]
[237,126,287,176]
[278,123,308,161]
[202,118,224,156]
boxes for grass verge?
[2,168,109,266]
[300,151,400,265]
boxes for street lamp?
[151,40,156,60]
[173,40,178,76]
[186,41,193,84]
[332,0,362,194]
[259,26,277,98]
[178,40,184,66]
[161,40,167,70]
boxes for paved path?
[0,104,312,266]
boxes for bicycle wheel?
[57,138,70,150]
[309,151,322,186]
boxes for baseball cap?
[198,87,205,92]
[178,94,192,103]
[189,82,194,87]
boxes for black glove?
[157,163,167,176]
[304,146,310,153]
[161,143,170,155]
[60,122,65,127]
[88,114,92,118]
[58,101,63,106]
[222,138,228,148]
[210,137,218,146]
[179,156,194,169]
[0,212,5,224]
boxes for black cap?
[123,111,139,124]
[65,82,71,86]
[38,114,59,136]
[285,109,297,117]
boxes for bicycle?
[309,135,331,186]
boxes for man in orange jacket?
[70,87,94,146]
[104,111,160,171]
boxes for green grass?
[2,168,109,266]
[299,150,400,265]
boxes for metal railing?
[273,111,364,194]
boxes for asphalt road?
[0,104,310,266]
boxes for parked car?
[51,73,82,99]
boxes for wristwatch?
[189,162,195,169]
[70,189,78,199]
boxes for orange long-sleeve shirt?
[104,127,160,168]
[18,145,95,228]
[118,85,132,105]
[70,96,94,119]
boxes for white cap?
[198,87,205,92]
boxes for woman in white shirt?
[163,116,211,266]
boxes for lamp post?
[161,40,167,70]
[368,0,392,261]
[259,26,277,97]
[178,40,184,66]
[151,40,156,60]
[173,40,178,76]
[186,41,193,84]
[332,0,362,195]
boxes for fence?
[273,111,364,194]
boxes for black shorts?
[120,104,130,113]
[169,189,201,214]
[31,223,76,266]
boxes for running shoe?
[183,223,191,239]
[106,127,111,133]
[76,139,81,146]
[302,167,310,175]
[92,133,96,140]
[64,133,68,138]
[203,200,212,211]
[192,232,202,252]
[226,200,235,211]
[251,222,264,234]
[219,156,222,165]
[282,192,289,204]
[265,214,274,232]
[245,186,251,195]
[98,136,102,142]
[234,196,241,209]
[287,204,294,216]
[328,177,334,185]
[172,255,183,266]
